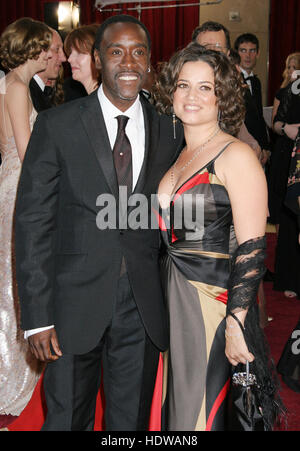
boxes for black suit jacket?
[29,78,53,112]
[63,77,87,102]
[15,92,184,355]
[243,75,270,150]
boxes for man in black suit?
[234,33,270,163]
[15,15,183,431]
[29,28,66,112]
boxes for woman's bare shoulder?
[220,139,260,169]
[5,77,28,95]
[5,79,29,109]
[215,137,264,187]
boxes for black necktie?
[113,115,132,195]
[44,86,53,97]
[244,75,254,83]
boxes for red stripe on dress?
[173,171,210,203]
[171,228,178,243]
[205,378,230,431]
[215,290,228,305]
[152,208,167,231]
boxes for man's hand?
[28,328,62,363]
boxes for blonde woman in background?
[0,17,52,417]
[268,53,300,227]
[271,52,300,125]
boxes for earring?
[172,111,177,139]
[147,67,151,73]
[218,110,222,123]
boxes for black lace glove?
[227,236,286,430]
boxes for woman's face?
[287,58,297,79]
[68,47,93,85]
[173,60,218,127]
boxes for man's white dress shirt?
[33,74,46,92]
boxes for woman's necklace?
[170,125,221,187]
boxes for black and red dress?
[157,144,233,431]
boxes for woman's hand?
[225,315,255,366]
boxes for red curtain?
[268,0,300,105]
[0,0,53,30]
[1,1,300,99]
[80,1,200,67]
[0,0,199,69]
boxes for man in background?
[29,28,66,112]
[234,33,270,163]
[192,20,231,56]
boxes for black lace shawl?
[227,236,286,430]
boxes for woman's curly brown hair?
[154,42,245,136]
[0,17,52,71]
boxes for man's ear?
[94,49,102,70]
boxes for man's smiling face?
[95,22,150,111]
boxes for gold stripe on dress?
[188,280,227,430]
[177,248,230,259]
[208,172,224,186]
[162,350,169,406]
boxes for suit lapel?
[133,95,159,196]
[79,91,119,198]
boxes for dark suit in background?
[63,77,87,102]
[29,77,54,112]
[243,74,270,151]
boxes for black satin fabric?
[228,382,265,431]
[157,144,285,430]
[158,147,234,430]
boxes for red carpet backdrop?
[264,233,300,431]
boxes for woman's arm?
[6,81,32,162]
[237,121,261,159]
[271,97,280,127]
[220,142,267,244]
[273,121,300,140]
[216,142,268,365]
[273,85,300,139]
